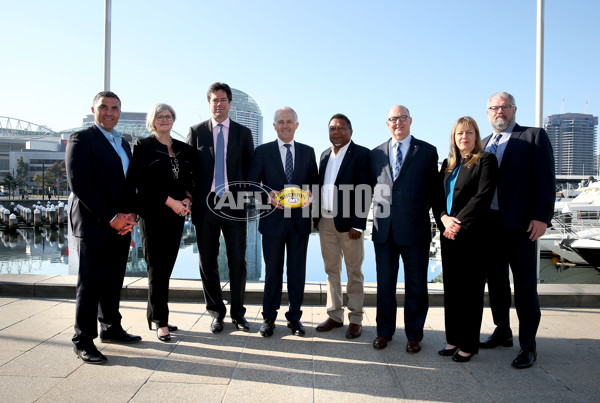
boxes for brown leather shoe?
[316,318,343,332]
[406,341,422,353]
[345,323,362,339]
[373,336,392,349]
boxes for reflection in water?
[0,227,69,275]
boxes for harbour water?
[1,222,598,284]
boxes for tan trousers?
[318,217,365,324]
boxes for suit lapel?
[207,120,215,159]
[319,148,332,186]
[501,123,523,164]
[397,137,420,179]
[271,140,287,182]
[336,141,354,183]
[381,141,393,183]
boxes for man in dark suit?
[370,105,439,352]
[187,82,255,333]
[314,113,371,339]
[247,106,318,337]
[479,91,555,369]
[66,91,141,364]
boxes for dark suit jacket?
[247,140,318,237]
[65,125,136,240]
[370,136,438,246]
[482,124,555,231]
[187,119,254,222]
[433,152,498,237]
[313,141,371,232]
[130,136,197,218]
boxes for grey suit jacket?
[370,136,438,246]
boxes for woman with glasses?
[130,103,196,342]
[433,116,498,362]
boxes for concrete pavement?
[1,275,600,402]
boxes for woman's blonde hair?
[446,116,483,172]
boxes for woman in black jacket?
[434,116,498,362]
[130,103,196,342]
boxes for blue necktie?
[215,123,225,197]
[284,144,293,183]
[393,142,403,181]
[489,133,502,155]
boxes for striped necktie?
[393,142,403,181]
[489,133,502,155]
[284,144,293,183]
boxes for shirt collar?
[330,141,350,157]
[212,117,230,129]
[391,134,411,148]
[495,123,516,137]
[277,138,295,148]
[95,123,121,139]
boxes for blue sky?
[2,0,598,157]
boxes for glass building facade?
[545,113,599,176]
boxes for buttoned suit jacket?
[313,141,372,232]
[66,125,136,243]
[433,152,498,238]
[481,123,555,231]
[247,140,318,237]
[370,136,439,246]
[186,119,254,222]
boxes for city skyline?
[1,1,599,158]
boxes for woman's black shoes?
[438,346,459,356]
[452,350,473,362]
[156,329,171,342]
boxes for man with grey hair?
[247,106,318,337]
[479,91,555,369]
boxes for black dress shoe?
[452,350,473,362]
[73,346,107,364]
[156,328,171,342]
[259,319,275,337]
[287,320,306,336]
[511,350,537,369]
[480,332,513,349]
[168,325,178,332]
[438,345,459,356]
[100,329,142,344]
[210,317,224,333]
[232,317,250,332]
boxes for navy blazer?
[66,125,136,240]
[370,136,439,246]
[187,119,254,222]
[433,152,498,237]
[247,140,318,236]
[313,141,372,232]
[482,124,555,231]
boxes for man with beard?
[479,92,555,369]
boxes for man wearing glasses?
[370,105,439,353]
[479,92,555,369]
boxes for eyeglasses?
[388,115,409,123]
[487,105,515,112]
[156,115,174,121]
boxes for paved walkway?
[1,291,600,402]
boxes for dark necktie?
[284,144,293,183]
[215,123,225,196]
[393,142,403,181]
[489,133,502,155]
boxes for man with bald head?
[370,105,439,352]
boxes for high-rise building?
[229,88,263,147]
[545,113,598,176]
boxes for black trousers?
[374,234,429,342]
[196,196,247,320]
[72,233,130,348]
[139,213,184,328]
[261,224,309,322]
[486,211,541,352]
[440,232,486,354]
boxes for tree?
[32,161,68,194]
[2,173,18,199]
[16,156,30,188]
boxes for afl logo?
[275,187,310,208]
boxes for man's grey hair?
[146,103,176,133]
[488,91,516,107]
[273,106,298,123]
